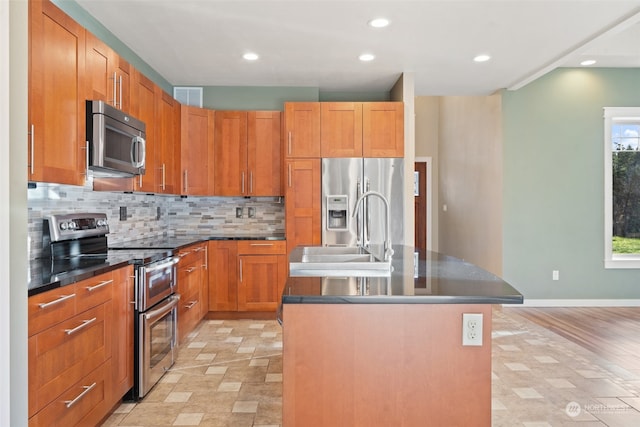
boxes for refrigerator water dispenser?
[326,195,348,230]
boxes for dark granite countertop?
[281,246,523,305]
[29,233,286,296]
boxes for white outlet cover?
[462,313,483,346]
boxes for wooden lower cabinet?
[177,243,207,343]
[28,266,133,426]
[208,240,286,314]
[237,241,287,312]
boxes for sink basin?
[289,246,392,277]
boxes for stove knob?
[97,219,107,227]
[69,221,77,230]
[59,222,68,230]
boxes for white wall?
[7,0,29,425]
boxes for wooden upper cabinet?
[285,158,321,257]
[362,102,404,157]
[180,105,213,196]
[248,111,282,196]
[131,70,157,193]
[320,102,404,158]
[321,102,363,157]
[29,0,86,186]
[284,102,320,158]
[84,31,130,113]
[214,111,248,196]
[157,89,181,194]
[214,111,282,196]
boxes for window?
[604,107,640,268]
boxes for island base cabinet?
[282,303,492,427]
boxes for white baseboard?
[503,299,640,307]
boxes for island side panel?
[282,303,492,427]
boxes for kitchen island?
[280,246,523,427]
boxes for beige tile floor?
[102,308,640,427]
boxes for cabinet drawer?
[237,240,286,255]
[75,271,114,314]
[29,285,78,337]
[178,243,207,265]
[179,262,201,297]
[28,303,112,417]
[178,289,201,343]
[29,360,110,427]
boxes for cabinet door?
[110,266,134,403]
[362,102,404,157]
[208,241,238,311]
[248,111,282,196]
[157,89,181,194]
[114,59,131,113]
[181,106,213,195]
[214,111,247,196]
[284,102,320,158]
[29,0,86,185]
[131,71,157,193]
[85,32,115,107]
[238,254,286,311]
[321,102,363,158]
[285,159,321,257]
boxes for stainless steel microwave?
[86,100,146,177]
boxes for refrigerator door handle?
[356,178,363,246]
[364,177,371,248]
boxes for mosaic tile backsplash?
[28,183,285,259]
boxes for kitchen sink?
[289,246,392,277]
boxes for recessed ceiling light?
[368,18,390,28]
[473,54,491,63]
[359,53,375,62]
[243,52,259,61]
[581,59,597,66]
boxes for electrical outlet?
[248,207,256,218]
[235,207,243,218]
[156,206,161,220]
[119,206,127,221]
[462,313,483,346]
[552,270,559,281]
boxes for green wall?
[502,68,640,301]
[203,86,319,110]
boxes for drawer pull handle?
[86,280,113,292]
[185,300,198,309]
[193,247,204,252]
[64,382,97,408]
[38,293,76,309]
[186,267,197,273]
[65,317,97,335]
[250,243,274,247]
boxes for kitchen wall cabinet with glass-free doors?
[85,31,130,114]
[29,0,87,186]
[321,102,404,158]
[214,111,282,196]
[180,105,214,196]
[208,240,287,315]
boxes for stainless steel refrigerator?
[321,158,404,260]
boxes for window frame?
[603,106,640,269]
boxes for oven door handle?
[143,294,180,323]
[143,257,179,275]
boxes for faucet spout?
[352,191,393,262]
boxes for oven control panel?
[44,213,109,242]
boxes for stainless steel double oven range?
[43,213,179,401]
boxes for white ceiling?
[75,0,640,96]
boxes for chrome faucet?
[352,191,393,262]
